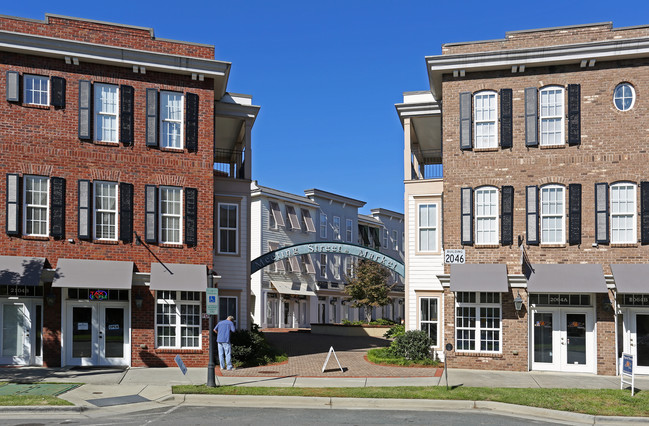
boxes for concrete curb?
[0,405,86,413]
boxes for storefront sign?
[78,322,89,331]
[108,324,119,331]
[444,249,465,264]
[89,290,108,301]
[621,353,635,396]
[206,288,219,315]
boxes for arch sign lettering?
[251,242,405,277]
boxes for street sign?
[206,288,219,316]
[444,249,465,264]
[174,354,187,375]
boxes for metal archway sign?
[251,242,405,277]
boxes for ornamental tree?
[344,259,393,323]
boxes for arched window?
[540,184,565,244]
[610,182,637,243]
[474,91,498,148]
[475,186,498,245]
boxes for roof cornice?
[395,101,441,125]
[426,35,649,100]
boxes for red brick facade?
[0,15,220,367]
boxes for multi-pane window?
[320,213,327,238]
[539,86,564,146]
[345,257,354,278]
[24,176,49,236]
[160,91,184,149]
[94,83,119,142]
[219,296,237,324]
[159,186,182,244]
[156,291,201,349]
[219,203,238,254]
[614,83,635,112]
[455,292,501,353]
[418,204,437,252]
[346,219,353,242]
[540,185,565,244]
[474,91,497,148]
[383,228,388,248]
[610,183,636,244]
[420,297,439,346]
[94,181,118,240]
[23,75,49,106]
[333,255,340,280]
[392,230,398,251]
[333,216,341,240]
[475,187,498,245]
[320,254,327,278]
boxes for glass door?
[100,306,125,365]
[559,309,594,373]
[631,313,649,374]
[531,311,559,371]
[70,306,95,365]
[1,302,31,365]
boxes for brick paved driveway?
[221,330,440,378]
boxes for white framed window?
[94,83,119,142]
[610,182,637,244]
[333,216,341,240]
[344,257,354,278]
[455,292,501,353]
[320,213,327,238]
[23,175,49,237]
[540,185,565,244]
[418,203,437,252]
[383,228,388,248]
[614,83,635,112]
[419,297,439,346]
[94,181,118,240]
[160,91,184,149]
[219,296,237,324]
[286,205,301,230]
[474,91,497,148]
[539,86,564,146]
[159,186,183,244]
[155,290,201,349]
[320,254,327,278]
[333,255,340,280]
[301,208,316,232]
[346,219,353,242]
[392,229,398,250]
[218,203,238,254]
[23,75,49,106]
[475,187,498,245]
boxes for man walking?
[214,315,236,370]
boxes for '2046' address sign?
[444,249,465,264]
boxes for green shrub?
[370,318,396,326]
[367,347,440,367]
[389,330,433,360]
[383,324,405,339]
[228,325,287,367]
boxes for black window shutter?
[461,187,473,245]
[6,71,20,102]
[500,88,513,149]
[146,89,159,147]
[185,93,199,152]
[501,185,514,245]
[184,187,198,246]
[568,183,582,245]
[120,85,134,146]
[119,183,134,243]
[50,177,66,239]
[525,87,538,147]
[568,84,581,146]
[459,92,472,150]
[145,185,158,243]
[78,180,92,240]
[50,77,66,108]
[641,182,649,245]
[526,185,539,245]
[78,80,92,140]
[6,174,21,235]
[595,182,609,244]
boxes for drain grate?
[87,394,149,407]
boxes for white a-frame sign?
[321,346,344,373]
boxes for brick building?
[0,14,258,367]
[397,22,649,375]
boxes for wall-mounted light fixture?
[514,292,524,311]
[46,291,56,307]
[135,293,143,309]
[602,297,613,312]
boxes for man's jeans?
[217,342,233,370]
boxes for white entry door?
[627,311,649,375]
[531,308,595,373]
[1,302,31,365]
[67,303,129,366]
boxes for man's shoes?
[227,367,236,371]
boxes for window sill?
[160,147,185,153]
[611,243,638,248]
[454,351,503,358]
[94,141,120,147]
[160,243,185,249]
[473,147,499,152]
[154,348,202,354]
[539,144,566,150]
[93,239,119,245]
[23,103,51,110]
[22,235,50,241]
[475,244,499,248]
[540,243,566,248]
[217,251,240,256]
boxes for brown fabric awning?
[52,259,133,289]
[611,264,649,293]
[450,264,508,292]
[0,255,45,286]
[526,264,607,293]
[149,263,207,291]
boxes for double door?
[66,302,129,366]
[0,300,42,365]
[623,310,649,375]
[531,308,595,373]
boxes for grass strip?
[172,385,649,417]
[0,395,74,406]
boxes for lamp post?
[207,269,216,387]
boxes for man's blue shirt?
[215,319,235,343]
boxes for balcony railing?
[214,149,245,179]
[411,149,442,179]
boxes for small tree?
[344,259,392,323]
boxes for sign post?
[621,353,635,396]
[206,282,219,387]
[444,343,453,390]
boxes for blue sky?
[4,1,648,214]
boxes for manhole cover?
[258,371,279,374]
